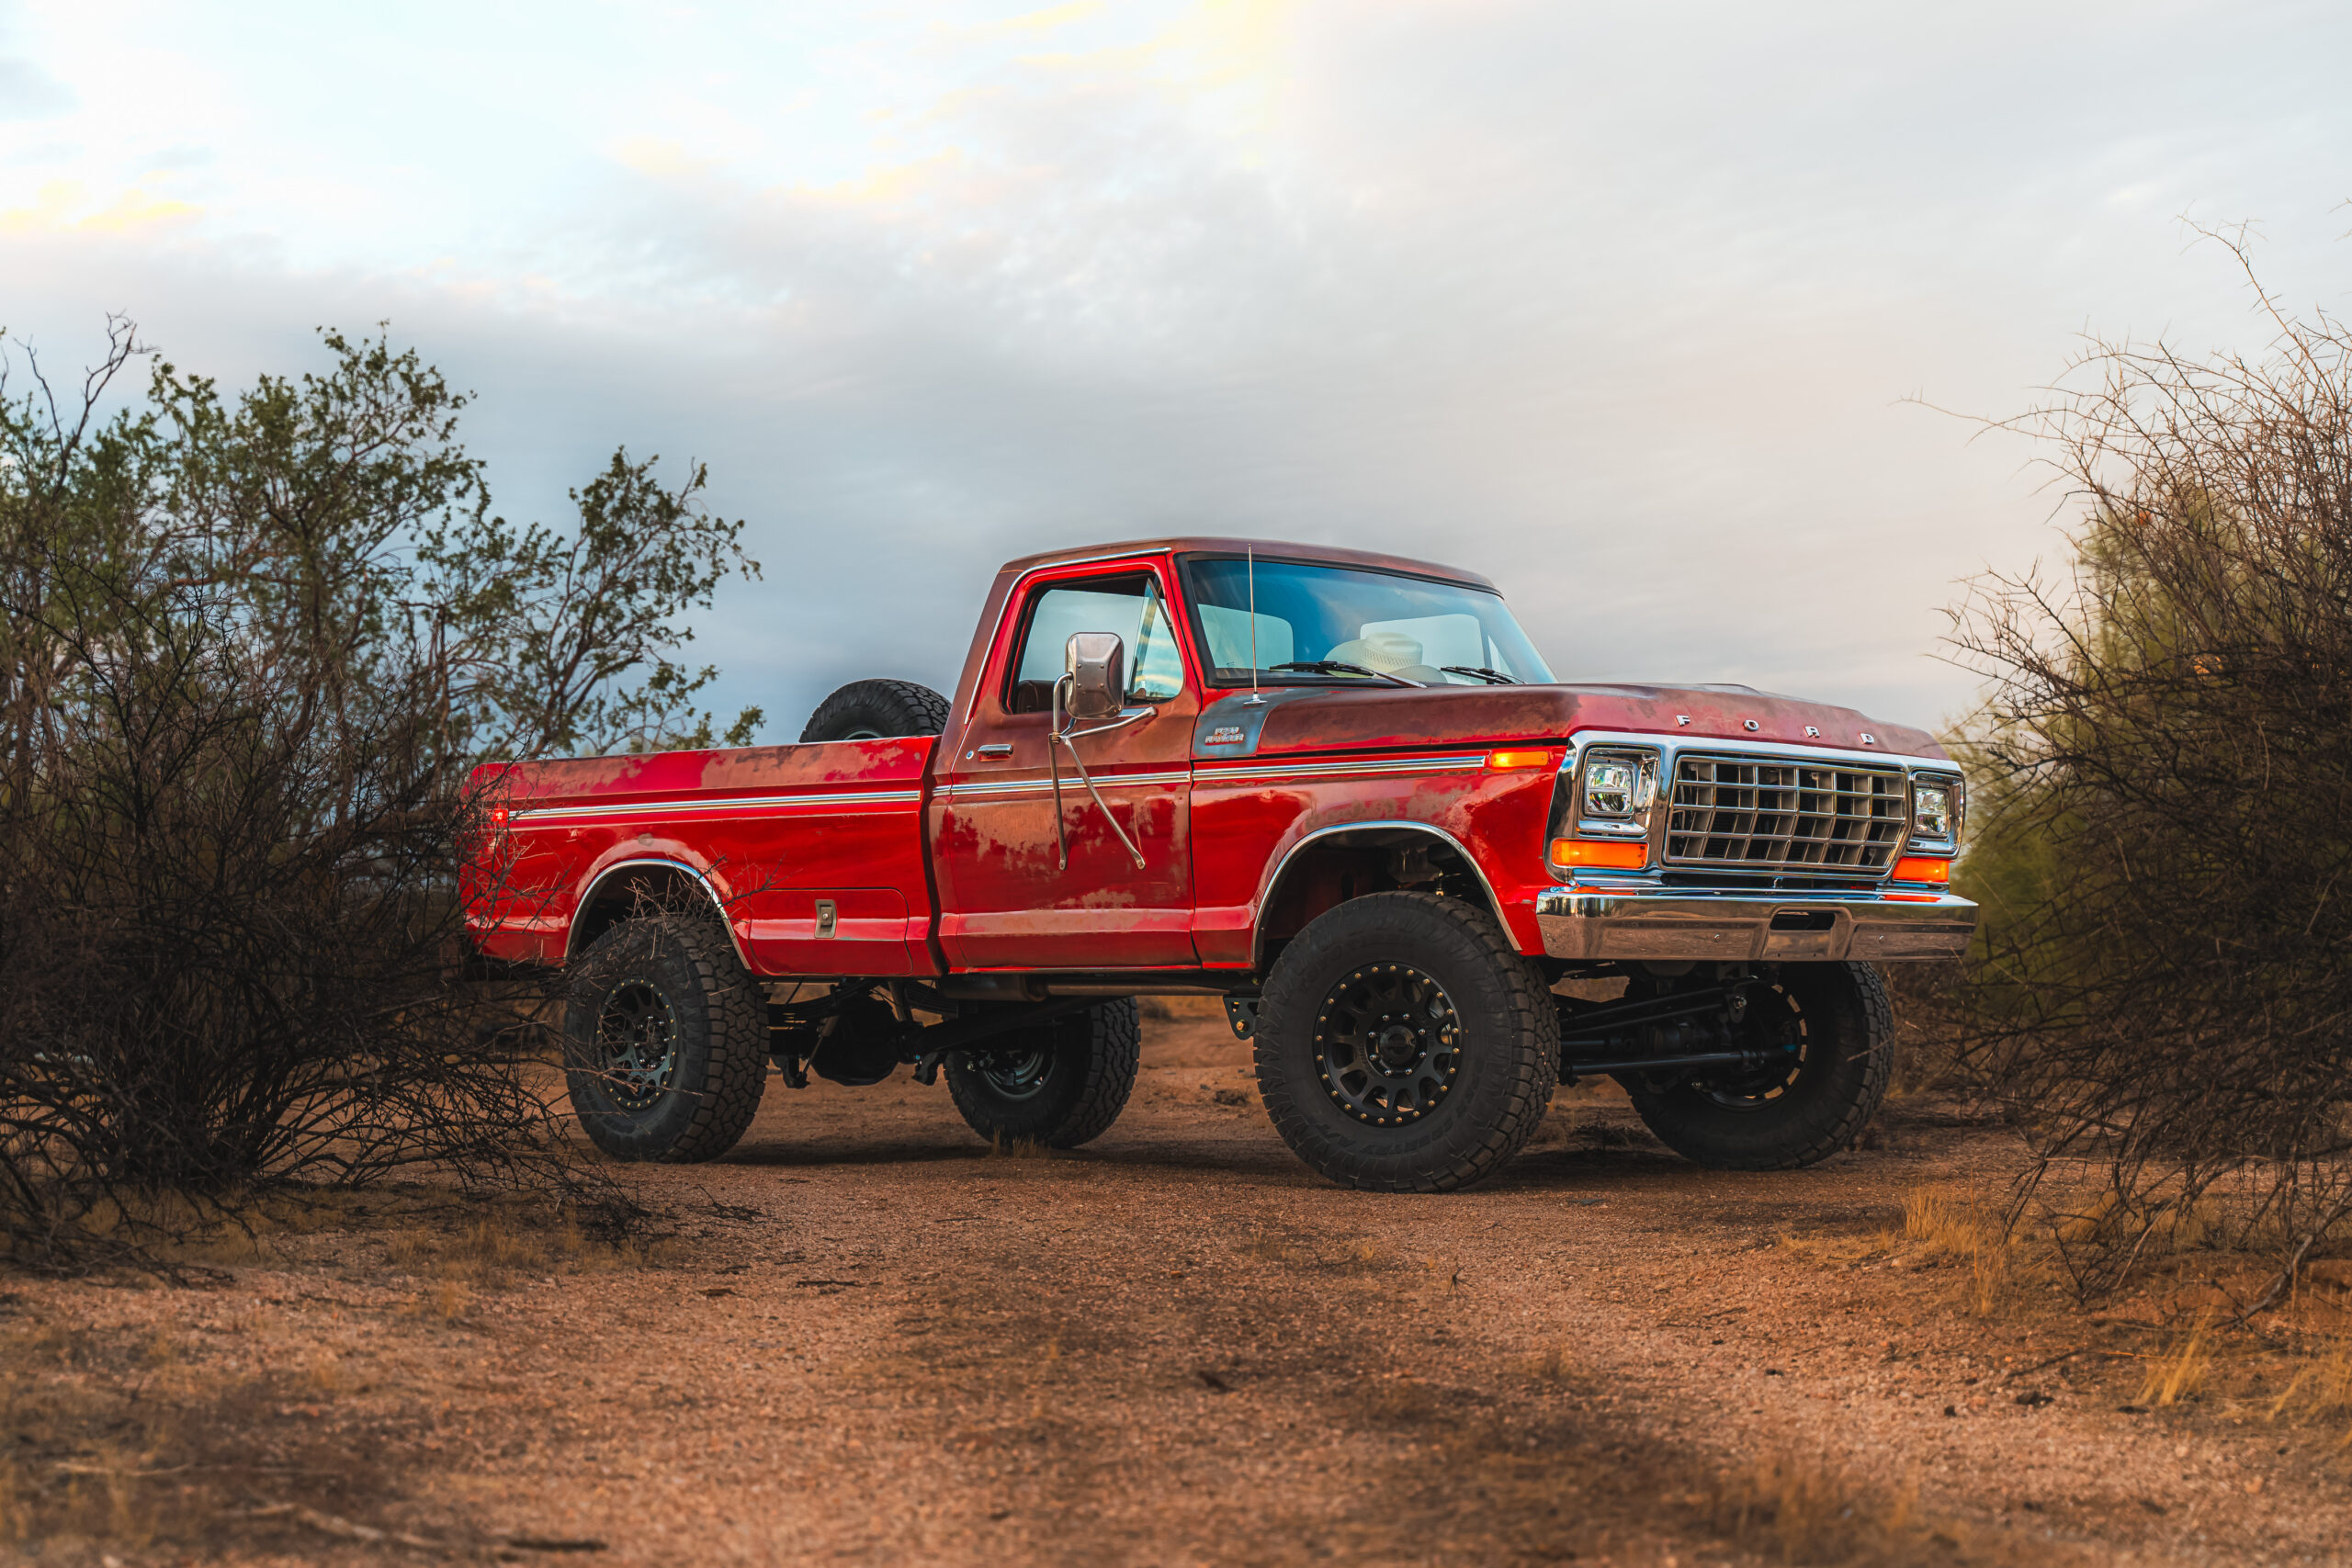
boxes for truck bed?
[469,737,939,976]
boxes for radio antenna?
[1244,543,1264,706]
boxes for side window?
[1007,573,1188,713]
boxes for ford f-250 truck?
[467,537,1975,1192]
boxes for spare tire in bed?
[799,679,950,742]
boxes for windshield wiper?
[1268,660,1422,688]
[1441,665,1518,685]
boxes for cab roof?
[994,536,1497,592]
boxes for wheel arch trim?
[1251,819,1512,971]
[569,856,754,970]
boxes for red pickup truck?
[468,537,1974,1192]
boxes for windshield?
[1181,556,1555,687]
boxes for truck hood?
[1190,682,1943,761]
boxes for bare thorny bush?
[0,319,762,1267]
[1951,228,2352,1303]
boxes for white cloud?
[2,0,2347,738]
[0,54,71,118]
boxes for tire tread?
[568,915,767,1164]
[1254,892,1555,1193]
[944,999,1141,1149]
[1052,998,1142,1147]
[798,679,950,742]
[653,917,770,1164]
[1625,960,1893,1171]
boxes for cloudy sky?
[3,0,2346,739]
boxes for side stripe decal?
[513,752,1489,818]
[938,769,1191,798]
[513,788,922,822]
[1195,755,1484,784]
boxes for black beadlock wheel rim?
[1695,987,1808,1107]
[973,1045,1054,1101]
[596,977,679,1111]
[1312,961,1463,1127]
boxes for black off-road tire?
[1255,893,1557,1193]
[945,999,1141,1149]
[799,679,950,742]
[563,915,768,1163]
[1623,961,1893,1170]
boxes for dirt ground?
[6,1001,2351,1567]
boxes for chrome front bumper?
[1533,885,1977,964]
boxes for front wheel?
[1622,961,1893,1169]
[945,998,1141,1148]
[1254,893,1557,1192]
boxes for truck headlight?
[1913,779,1958,843]
[1583,756,1640,818]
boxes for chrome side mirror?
[1064,632,1125,722]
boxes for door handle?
[973,742,1012,759]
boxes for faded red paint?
[464,538,1951,979]
[929,551,1201,971]
[467,736,936,974]
[1237,683,1937,760]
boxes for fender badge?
[1205,725,1246,746]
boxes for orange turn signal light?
[1486,749,1557,771]
[1891,855,1951,884]
[1550,838,1647,871]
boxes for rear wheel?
[1254,893,1556,1192]
[1622,961,1892,1169]
[945,998,1141,1148]
[800,679,949,742]
[563,916,768,1162]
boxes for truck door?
[933,558,1199,969]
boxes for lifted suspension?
[767,985,1096,1089]
[1555,982,1798,1084]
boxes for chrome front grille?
[1665,754,1906,874]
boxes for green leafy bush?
[0,321,757,1263]
[1949,234,2352,1296]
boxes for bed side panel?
[470,738,938,975]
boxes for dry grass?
[386,1215,545,1281]
[1531,1342,1585,1386]
[2133,1313,2216,1408]
[1897,1186,2016,1318]
[1770,1183,2030,1320]
[382,1201,673,1286]
[0,1314,460,1559]
[1238,1233,1310,1267]
[2049,1187,2231,1269]
[2265,1339,2352,1442]
[395,1280,473,1323]
[0,1319,281,1553]
[0,1185,670,1559]
[985,1132,1052,1159]
[1712,1449,1917,1565]
[1709,1447,2073,1567]
[17,1184,391,1272]
[1234,1232,1400,1278]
